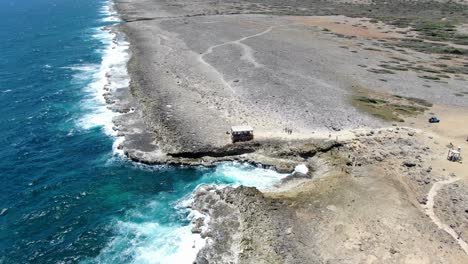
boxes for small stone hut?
[231,126,254,143]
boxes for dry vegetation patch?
[351,86,432,122]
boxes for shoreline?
[188,122,468,263]
[106,2,348,170]
[74,0,131,155]
[108,0,468,262]
[88,0,135,157]
[111,0,468,167]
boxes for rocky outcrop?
[191,185,302,264]
[186,127,468,263]
[435,181,468,245]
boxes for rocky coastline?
[187,127,468,263]
[110,0,468,166]
[108,0,468,262]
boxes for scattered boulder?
[191,217,205,234]
[403,160,417,167]
[419,197,428,205]
[374,155,384,162]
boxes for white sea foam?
[112,136,125,156]
[210,162,288,190]
[294,164,309,174]
[90,192,207,264]
[74,0,129,155]
[86,1,290,263]
[131,224,206,264]
[92,163,288,264]
[94,221,206,264]
[99,2,120,22]
[77,30,129,135]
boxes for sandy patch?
[287,16,404,39]
[406,104,468,182]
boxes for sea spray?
[89,162,287,263]
[73,1,289,263]
[0,0,153,261]
[211,162,288,190]
[76,0,130,154]
[66,0,289,262]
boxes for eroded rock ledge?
[188,127,468,263]
[191,185,298,264]
[124,138,344,173]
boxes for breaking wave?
[87,162,287,264]
[75,1,129,144]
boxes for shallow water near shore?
[0,0,286,263]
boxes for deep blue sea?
[0,0,286,263]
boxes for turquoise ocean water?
[0,0,286,263]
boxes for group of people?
[283,127,293,135]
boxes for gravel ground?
[109,1,468,262]
[113,0,468,159]
[189,128,468,263]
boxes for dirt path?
[197,26,275,94]
[425,177,468,255]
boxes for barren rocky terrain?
[190,127,468,263]
[112,0,468,160]
[109,0,468,262]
